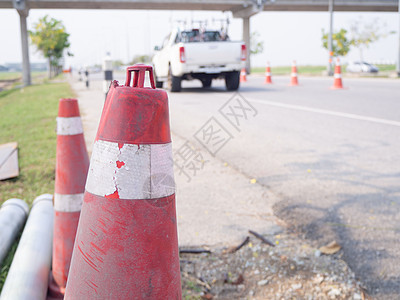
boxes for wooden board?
[0,142,19,180]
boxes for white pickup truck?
[152,28,246,92]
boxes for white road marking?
[248,99,400,127]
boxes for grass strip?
[0,80,74,291]
[0,81,74,205]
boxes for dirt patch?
[0,78,21,92]
[180,230,368,299]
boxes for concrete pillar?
[102,52,113,98]
[397,0,400,76]
[17,9,31,86]
[327,0,334,76]
[243,17,251,74]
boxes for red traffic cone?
[64,65,181,299]
[240,68,247,82]
[48,99,90,298]
[331,58,344,89]
[289,60,299,86]
[264,61,272,84]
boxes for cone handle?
[125,64,156,89]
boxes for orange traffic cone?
[240,68,247,82]
[331,58,344,89]
[264,61,272,84]
[64,65,181,299]
[48,99,90,298]
[289,61,299,86]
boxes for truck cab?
[152,28,246,92]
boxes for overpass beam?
[13,0,31,86]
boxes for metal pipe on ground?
[0,198,29,265]
[0,194,54,300]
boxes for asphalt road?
[73,73,282,250]
[86,71,399,298]
[162,75,400,299]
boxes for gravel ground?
[180,228,369,300]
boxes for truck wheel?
[168,67,181,92]
[225,71,240,91]
[154,70,163,88]
[201,78,212,88]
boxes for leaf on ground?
[319,241,341,255]
[232,274,244,285]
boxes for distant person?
[84,68,89,88]
[78,67,84,81]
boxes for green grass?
[0,72,22,81]
[0,81,74,206]
[0,80,73,291]
[0,72,47,84]
[376,64,396,72]
[0,233,21,290]
[252,65,326,75]
[252,64,397,76]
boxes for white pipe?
[0,194,54,300]
[0,199,29,265]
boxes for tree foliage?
[349,17,395,61]
[130,54,152,65]
[250,31,264,55]
[321,28,351,57]
[29,15,72,77]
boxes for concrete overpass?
[1,0,399,85]
[1,0,398,12]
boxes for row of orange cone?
[240,58,344,89]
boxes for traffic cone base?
[289,61,299,86]
[289,72,299,86]
[331,59,344,89]
[264,62,272,84]
[67,193,181,299]
[48,274,66,299]
[240,68,247,82]
[52,211,80,284]
[264,72,272,84]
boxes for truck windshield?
[178,30,229,43]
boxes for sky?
[0,8,398,68]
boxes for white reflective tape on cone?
[334,73,342,79]
[291,73,298,77]
[86,140,175,200]
[54,193,84,212]
[57,117,84,136]
[265,72,271,76]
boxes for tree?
[113,60,124,68]
[250,31,264,55]
[130,54,151,65]
[29,15,72,78]
[321,28,351,57]
[349,17,395,61]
